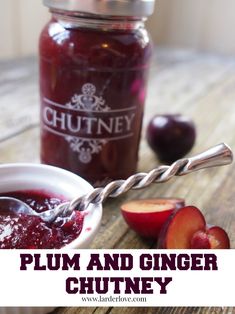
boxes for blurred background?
[1,0,235,60]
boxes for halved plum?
[158,206,230,249]
[121,198,185,239]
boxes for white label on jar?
[42,83,136,164]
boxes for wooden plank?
[0,127,39,164]
[109,307,235,314]
[53,308,97,314]
[53,307,235,314]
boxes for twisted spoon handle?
[62,143,232,215]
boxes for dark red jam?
[0,190,84,249]
[40,16,152,186]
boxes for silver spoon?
[0,143,233,223]
[0,197,34,215]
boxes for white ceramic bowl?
[0,163,103,314]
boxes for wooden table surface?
[0,49,235,314]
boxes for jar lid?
[43,0,155,17]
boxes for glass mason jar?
[40,0,154,186]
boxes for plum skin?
[146,114,196,163]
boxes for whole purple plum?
[146,114,196,163]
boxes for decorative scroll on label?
[64,137,107,164]
[66,83,110,112]
[42,83,136,164]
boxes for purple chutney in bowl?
[0,190,84,249]
[0,163,103,250]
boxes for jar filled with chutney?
[40,0,155,186]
